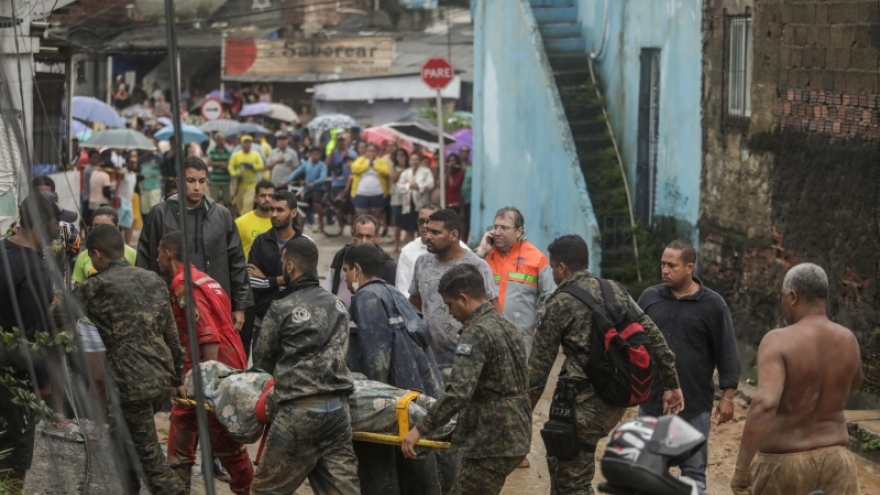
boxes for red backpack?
[561,279,654,407]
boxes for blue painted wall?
[472,0,602,273]
[579,0,703,241]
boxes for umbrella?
[363,126,413,153]
[121,104,154,119]
[239,102,272,117]
[265,103,299,123]
[224,122,271,138]
[156,117,173,127]
[444,128,473,156]
[154,124,209,144]
[446,111,473,127]
[386,121,456,151]
[307,113,358,138]
[200,119,240,134]
[207,89,234,102]
[69,96,126,128]
[80,129,156,151]
[70,120,92,141]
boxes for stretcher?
[172,388,449,464]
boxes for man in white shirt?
[117,150,139,245]
[396,203,469,298]
[266,133,299,187]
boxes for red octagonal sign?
[421,57,455,90]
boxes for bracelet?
[722,397,734,403]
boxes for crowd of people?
[0,136,865,495]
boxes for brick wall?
[777,87,880,139]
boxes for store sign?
[224,38,395,77]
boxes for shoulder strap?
[598,279,618,313]
[560,285,606,319]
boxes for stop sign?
[421,57,455,90]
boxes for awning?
[313,74,461,102]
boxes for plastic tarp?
[184,363,454,444]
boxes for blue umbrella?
[69,96,126,128]
[154,124,209,144]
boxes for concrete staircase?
[530,0,636,281]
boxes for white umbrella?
[81,129,156,150]
[266,103,299,123]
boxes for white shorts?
[76,319,106,353]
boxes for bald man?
[732,263,863,495]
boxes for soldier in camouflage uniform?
[402,264,531,495]
[252,237,360,495]
[72,225,186,495]
[527,235,684,495]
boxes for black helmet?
[599,415,706,495]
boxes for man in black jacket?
[137,156,252,331]
[247,190,311,350]
[323,214,396,308]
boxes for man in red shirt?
[157,231,254,495]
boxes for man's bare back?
[757,315,862,454]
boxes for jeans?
[638,408,710,487]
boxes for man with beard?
[247,190,311,351]
[252,237,359,494]
[408,209,499,376]
[235,181,275,258]
[396,203,469,299]
[156,231,254,495]
[324,215,396,309]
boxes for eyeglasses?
[491,224,515,231]
[417,218,431,226]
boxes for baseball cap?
[40,192,80,222]
[241,135,254,142]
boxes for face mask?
[351,269,360,292]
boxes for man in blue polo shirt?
[286,146,327,233]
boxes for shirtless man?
[731,263,863,495]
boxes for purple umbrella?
[444,128,473,157]
[207,89,234,102]
[238,102,272,117]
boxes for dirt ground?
[27,354,880,494]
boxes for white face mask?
[351,268,360,292]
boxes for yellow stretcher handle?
[173,397,215,414]
[396,390,421,440]
[352,390,450,450]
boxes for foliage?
[0,326,74,423]
[413,107,472,132]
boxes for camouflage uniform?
[527,269,681,495]
[73,258,186,495]
[252,273,359,495]
[415,302,531,495]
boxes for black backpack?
[561,279,655,408]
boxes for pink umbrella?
[363,126,413,153]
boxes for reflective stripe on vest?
[507,272,539,286]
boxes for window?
[725,15,753,121]
[636,48,660,225]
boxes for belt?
[290,395,344,413]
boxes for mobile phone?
[486,230,494,246]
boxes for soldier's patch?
[455,343,473,356]
[336,300,347,313]
[292,307,311,324]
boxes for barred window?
[726,15,752,120]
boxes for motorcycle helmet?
[599,415,706,495]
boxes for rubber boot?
[172,464,193,495]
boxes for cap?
[40,192,80,223]
[241,134,254,142]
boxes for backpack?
[561,279,654,408]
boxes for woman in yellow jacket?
[350,142,391,220]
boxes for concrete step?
[574,135,614,153]
[548,53,587,72]
[568,119,607,137]
[554,69,589,87]
[544,36,586,54]
[530,0,576,7]
[532,6,578,24]
[539,22,582,39]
